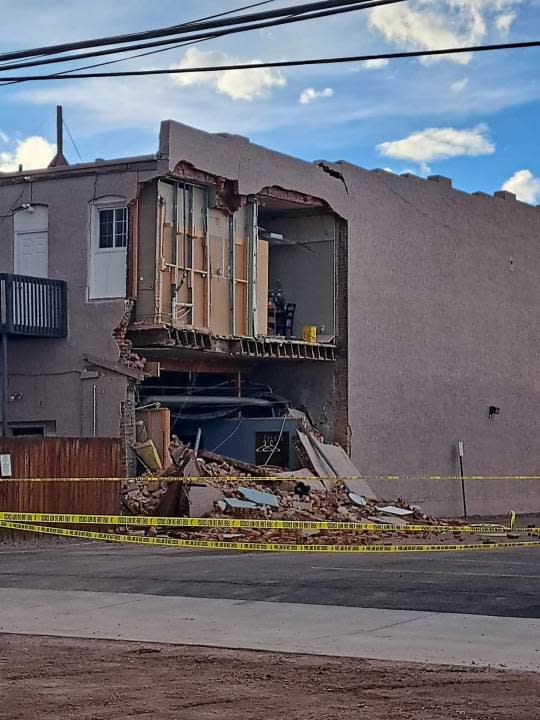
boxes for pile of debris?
[122,437,278,516]
[121,422,459,544]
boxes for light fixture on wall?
[21,203,34,213]
[488,405,500,419]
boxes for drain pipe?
[458,441,467,518]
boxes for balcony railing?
[0,273,68,338]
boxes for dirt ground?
[1,635,539,720]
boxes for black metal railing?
[0,274,68,338]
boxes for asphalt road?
[1,542,539,618]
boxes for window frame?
[98,206,128,251]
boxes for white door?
[89,203,127,299]
[14,231,48,278]
[13,206,49,278]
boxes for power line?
[0,0,288,87]
[0,0,393,90]
[0,39,538,81]
[183,0,278,25]
[0,1,278,70]
[0,0,387,74]
[0,1,375,63]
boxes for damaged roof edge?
[160,119,349,217]
[161,120,540,212]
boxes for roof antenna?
[47,105,69,168]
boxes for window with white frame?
[98,207,127,249]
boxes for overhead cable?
[0,39,538,82]
[0,1,381,63]
[0,1,279,69]
[0,0,403,74]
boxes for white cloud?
[368,0,523,65]
[0,130,9,144]
[172,47,286,101]
[451,78,469,92]
[495,12,516,33]
[502,169,540,204]
[299,87,334,104]
[377,124,495,163]
[0,136,55,172]
[362,58,389,70]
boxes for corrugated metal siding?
[0,438,122,540]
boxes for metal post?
[194,427,202,457]
[458,441,467,518]
[56,106,63,158]
[1,333,8,436]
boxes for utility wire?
[0,0,388,73]
[0,0,377,63]
[182,0,278,25]
[0,0,392,90]
[0,2,278,69]
[0,3,285,87]
[0,39,538,81]
[62,119,83,162]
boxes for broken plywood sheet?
[133,440,162,473]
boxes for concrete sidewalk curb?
[0,588,538,671]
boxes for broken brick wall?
[161,121,540,484]
[119,382,137,476]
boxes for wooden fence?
[0,437,122,540]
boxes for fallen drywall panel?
[188,485,224,517]
[297,431,377,499]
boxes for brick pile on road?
[168,478,455,546]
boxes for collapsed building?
[0,113,538,516]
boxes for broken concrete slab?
[238,487,279,508]
[224,498,257,510]
[376,505,414,517]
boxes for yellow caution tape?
[1,521,539,553]
[0,511,511,534]
[0,474,540,483]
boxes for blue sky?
[1,0,540,202]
